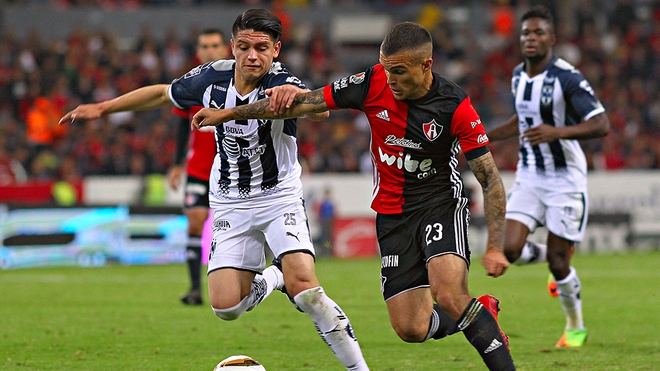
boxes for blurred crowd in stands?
[0,0,659,186]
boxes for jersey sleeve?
[561,70,605,121]
[323,69,371,110]
[450,97,490,160]
[168,62,217,109]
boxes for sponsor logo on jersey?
[422,119,443,141]
[349,72,365,84]
[213,85,227,92]
[376,110,390,121]
[381,255,399,268]
[333,77,349,91]
[477,134,489,144]
[210,100,224,109]
[470,118,482,128]
[384,135,422,149]
[377,147,436,179]
[225,126,244,135]
[183,65,203,79]
[285,76,303,86]
[213,219,231,231]
[241,143,267,158]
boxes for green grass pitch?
[1,251,659,370]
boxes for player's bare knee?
[503,247,521,263]
[392,324,426,343]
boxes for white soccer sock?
[294,287,369,371]
[555,266,585,330]
[245,266,283,312]
[514,241,547,265]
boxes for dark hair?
[380,22,432,57]
[231,9,282,43]
[521,5,555,31]
[199,28,225,40]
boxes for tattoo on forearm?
[231,88,328,120]
[469,153,506,250]
[232,99,271,119]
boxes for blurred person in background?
[487,5,610,348]
[167,28,228,306]
[59,9,370,370]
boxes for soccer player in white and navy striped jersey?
[488,5,610,348]
[59,9,370,371]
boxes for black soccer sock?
[186,235,203,291]
[426,303,459,340]
[459,299,515,371]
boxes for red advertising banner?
[332,217,379,258]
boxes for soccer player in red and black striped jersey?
[193,21,516,371]
[168,28,228,306]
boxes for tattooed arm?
[467,151,509,278]
[191,88,329,129]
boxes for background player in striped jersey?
[59,9,370,371]
[193,21,516,371]
[487,5,610,348]
[168,28,227,306]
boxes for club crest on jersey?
[422,119,443,141]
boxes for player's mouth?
[523,44,537,53]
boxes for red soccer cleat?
[477,294,510,350]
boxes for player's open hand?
[481,249,509,278]
[521,124,559,145]
[59,103,105,125]
[265,85,305,115]
[191,108,229,130]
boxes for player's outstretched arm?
[266,85,329,122]
[487,114,519,142]
[467,151,509,278]
[192,88,329,129]
[59,84,172,125]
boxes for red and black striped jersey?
[323,64,490,214]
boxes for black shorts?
[183,175,210,209]
[376,198,471,301]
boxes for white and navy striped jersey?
[511,56,605,191]
[168,60,308,207]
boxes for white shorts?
[506,181,588,242]
[207,198,315,274]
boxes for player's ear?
[273,40,282,58]
[423,57,433,72]
[230,39,237,57]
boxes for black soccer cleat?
[180,289,203,306]
[271,258,304,313]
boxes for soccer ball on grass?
[213,355,266,371]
